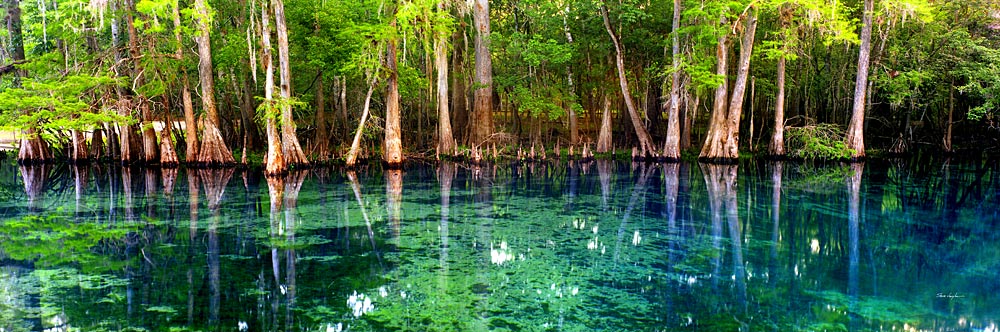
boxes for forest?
[1,0,999,169]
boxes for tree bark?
[846,0,874,159]
[126,0,158,164]
[435,0,456,157]
[768,5,791,157]
[944,81,954,153]
[700,14,731,161]
[71,130,89,162]
[469,0,494,146]
[662,0,683,160]
[193,0,234,165]
[262,2,286,175]
[700,10,757,162]
[563,4,578,145]
[313,70,329,159]
[596,95,613,153]
[384,29,404,167]
[345,77,378,167]
[5,0,26,85]
[274,0,308,166]
[601,4,656,158]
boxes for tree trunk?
[71,129,89,162]
[769,52,787,156]
[194,0,234,165]
[141,103,160,163]
[700,10,757,162]
[160,128,179,166]
[16,132,51,163]
[768,6,791,157]
[435,0,456,157]
[384,30,404,167]
[601,4,656,158]
[469,0,494,146]
[662,0,683,160]
[846,0,874,159]
[700,15,731,161]
[274,0,308,166]
[262,2,286,175]
[452,29,469,143]
[126,0,158,164]
[313,70,329,159]
[563,4,578,145]
[596,95,613,153]
[345,77,378,167]
[182,75,198,163]
[944,81,954,153]
[90,127,105,160]
[5,0,26,85]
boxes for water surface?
[1,159,998,331]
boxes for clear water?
[1,159,998,331]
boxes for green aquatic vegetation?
[0,215,140,269]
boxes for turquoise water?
[0,159,998,331]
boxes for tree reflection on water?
[0,161,998,331]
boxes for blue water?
[0,159,998,331]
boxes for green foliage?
[784,124,854,160]
[0,75,126,142]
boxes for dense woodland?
[1,0,999,169]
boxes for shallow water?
[0,159,998,331]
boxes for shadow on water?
[1,159,999,331]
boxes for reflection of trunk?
[437,162,455,290]
[198,169,234,210]
[162,167,177,197]
[565,162,579,211]
[207,211,220,325]
[847,163,863,299]
[186,170,198,325]
[614,163,652,263]
[769,162,783,285]
[386,169,403,240]
[20,165,50,211]
[145,168,158,218]
[702,164,737,287]
[123,167,137,221]
[597,160,612,209]
[601,5,656,157]
[347,172,383,263]
[596,96,613,153]
[282,171,305,329]
[199,169,231,326]
[73,166,88,216]
[664,162,679,239]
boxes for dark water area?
[1,158,999,331]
